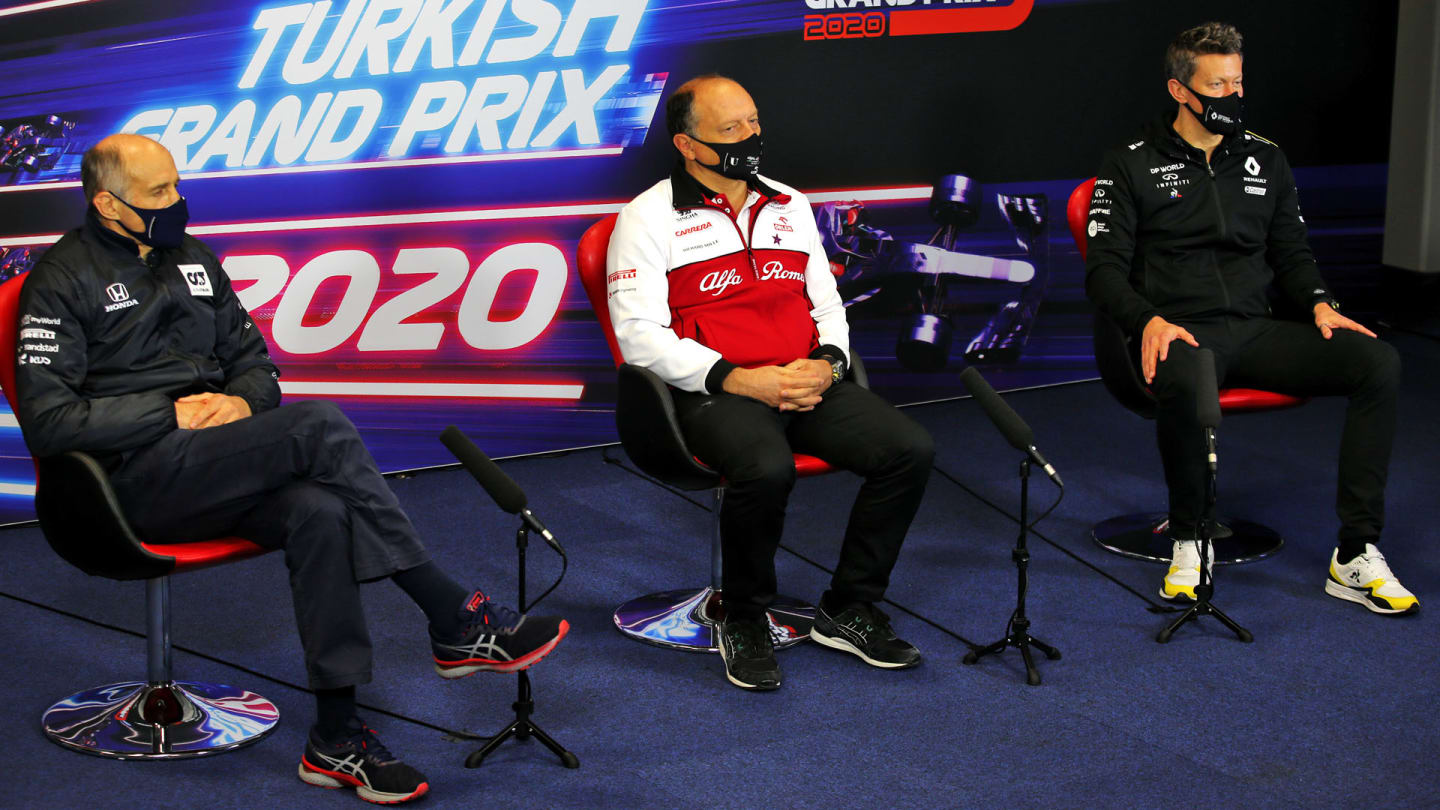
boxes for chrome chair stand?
[1092,513,1283,565]
[612,490,816,652]
[41,576,279,759]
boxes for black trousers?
[1150,317,1400,543]
[108,401,430,690]
[672,381,934,620]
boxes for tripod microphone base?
[465,674,579,769]
[963,626,1061,686]
[1155,598,1253,644]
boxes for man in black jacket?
[16,134,567,803]
[1085,23,1415,615]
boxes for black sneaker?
[717,616,781,691]
[431,591,569,679]
[299,720,429,804]
[810,602,921,669]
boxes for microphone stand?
[464,523,579,769]
[1156,427,1252,644]
[963,457,1061,685]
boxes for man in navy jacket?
[17,133,567,803]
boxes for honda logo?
[105,283,130,303]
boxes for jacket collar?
[86,207,143,257]
[1143,111,1244,164]
[668,160,787,211]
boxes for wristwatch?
[823,355,846,384]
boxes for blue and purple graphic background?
[0,0,1396,523]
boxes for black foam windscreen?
[439,426,527,514]
[1194,349,1222,430]
[960,366,1035,451]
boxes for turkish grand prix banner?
[0,0,1398,522]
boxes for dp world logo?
[105,283,130,303]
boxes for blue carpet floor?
[2,332,1437,809]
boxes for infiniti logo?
[1162,173,1179,180]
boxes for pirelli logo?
[607,269,636,285]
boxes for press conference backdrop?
[0,0,1398,522]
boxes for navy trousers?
[109,400,430,690]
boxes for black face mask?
[112,194,190,250]
[1183,84,1245,136]
[691,133,763,180]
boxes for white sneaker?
[1325,544,1419,615]
[1160,539,1214,601]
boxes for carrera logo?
[773,216,794,232]
[699,268,743,296]
[675,222,713,238]
[607,269,636,285]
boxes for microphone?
[1194,349,1222,473]
[439,426,563,554]
[959,367,1062,487]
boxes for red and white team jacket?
[606,165,849,394]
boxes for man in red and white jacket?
[608,75,934,691]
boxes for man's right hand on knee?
[1141,316,1200,384]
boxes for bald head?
[81,133,176,206]
[666,74,751,137]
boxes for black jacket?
[15,211,280,462]
[1084,114,1335,336]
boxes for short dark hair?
[80,140,127,204]
[1165,22,1243,85]
[665,73,731,137]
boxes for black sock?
[819,591,864,615]
[392,560,470,638]
[314,686,357,743]
[1336,539,1375,565]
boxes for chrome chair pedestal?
[42,680,279,760]
[1092,512,1284,564]
[613,586,815,652]
[41,577,278,759]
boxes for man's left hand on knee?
[1313,302,1377,340]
